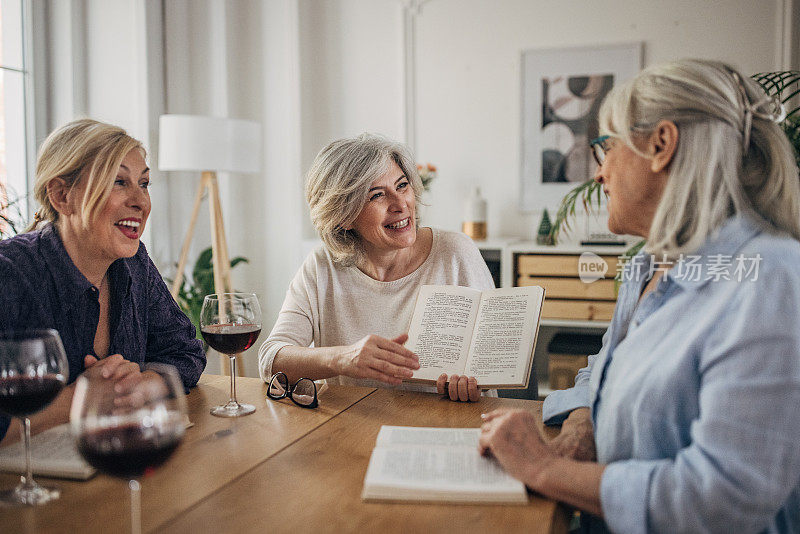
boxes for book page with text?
[0,423,95,480]
[362,426,527,503]
[375,425,480,447]
[407,285,481,381]
[465,286,543,386]
[364,446,526,493]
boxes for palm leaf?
[167,246,249,341]
[0,186,26,240]
[549,179,603,244]
[752,71,800,111]
[753,70,800,165]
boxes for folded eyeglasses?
[267,372,325,408]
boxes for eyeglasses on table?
[267,372,325,408]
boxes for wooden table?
[0,376,569,534]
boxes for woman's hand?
[436,374,480,402]
[335,334,420,385]
[83,354,141,380]
[84,356,169,408]
[113,370,170,408]
[548,407,597,461]
[479,408,557,486]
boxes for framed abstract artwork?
[520,43,642,211]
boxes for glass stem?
[229,355,238,404]
[129,479,141,534]
[22,417,33,488]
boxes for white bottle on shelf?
[462,186,487,240]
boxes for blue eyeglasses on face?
[589,135,612,166]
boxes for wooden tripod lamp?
[158,115,262,374]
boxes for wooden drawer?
[542,299,616,321]
[517,277,617,300]
[517,254,619,278]
[513,251,620,322]
[549,353,590,390]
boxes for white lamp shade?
[158,115,262,173]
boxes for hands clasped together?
[335,334,482,402]
[83,354,168,408]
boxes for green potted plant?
[0,187,25,240]
[169,247,249,341]
[752,71,800,166]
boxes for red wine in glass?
[0,375,65,418]
[77,419,184,479]
[0,329,68,506]
[200,293,262,417]
[72,364,187,534]
[200,324,261,354]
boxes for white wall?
[298,0,405,163]
[84,1,145,138]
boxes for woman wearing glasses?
[479,59,800,532]
[0,119,205,445]
[259,133,494,402]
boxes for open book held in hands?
[406,285,544,388]
[362,425,528,504]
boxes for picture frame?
[519,43,643,211]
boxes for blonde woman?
[0,119,205,445]
[260,133,495,401]
[480,59,800,532]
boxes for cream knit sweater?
[259,228,495,393]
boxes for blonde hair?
[305,133,423,265]
[599,59,800,259]
[27,119,144,232]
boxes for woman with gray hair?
[480,59,800,532]
[259,134,494,401]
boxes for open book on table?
[0,423,95,480]
[0,416,193,481]
[405,285,544,388]
[361,425,527,504]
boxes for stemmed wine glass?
[0,329,68,506]
[200,293,262,417]
[71,363,187,534]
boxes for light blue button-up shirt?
[543,216,800,533]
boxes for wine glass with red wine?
[200,293,262,417]
[0,329,68,506]
[71,363,187,534]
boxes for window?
[0,0,32,234]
